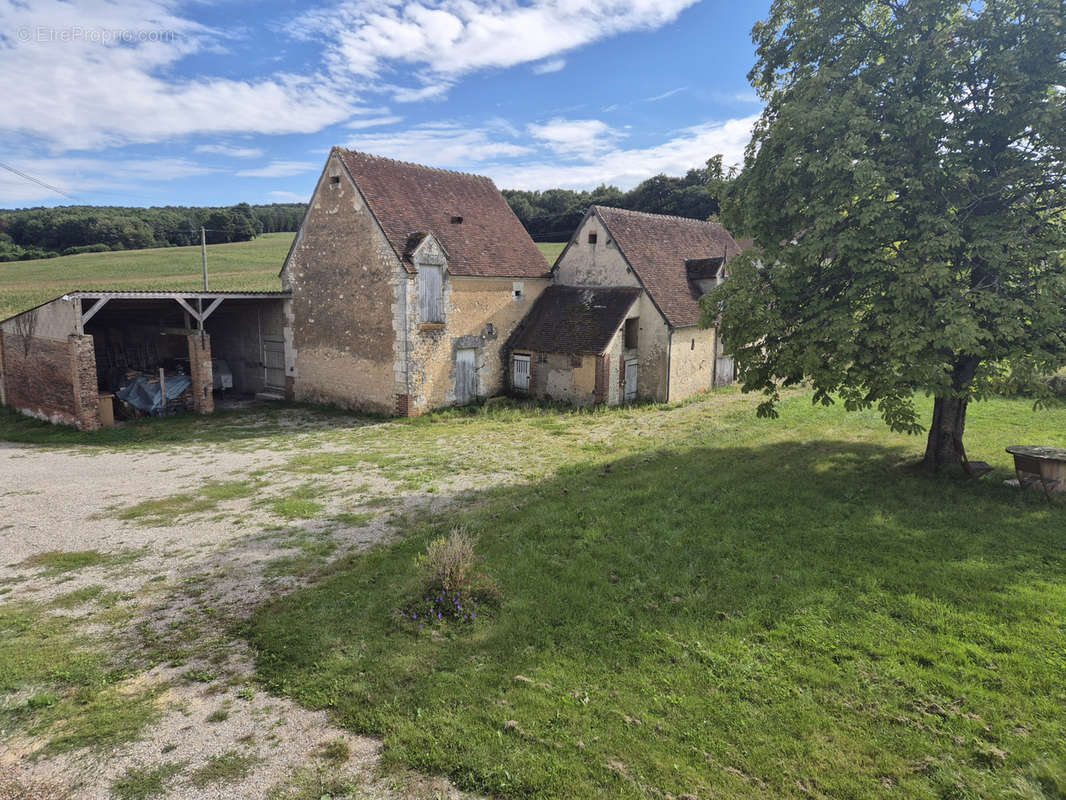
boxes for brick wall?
[0,329,100,429]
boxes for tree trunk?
[922,356,980,472]
[922,395,969,471]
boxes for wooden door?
[512,354,530,392]
[263,337,285,391]
[624,358,638,402]
[455,348,477,404]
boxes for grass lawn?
[244,391,1066,799]
[0,236,564,319]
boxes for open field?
[1,390,1065,798]
[0,236,565,320]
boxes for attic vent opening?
[329,175,340,184]
[588,231,598,244]
[450,215,464,224]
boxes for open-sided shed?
[0,290,291,429]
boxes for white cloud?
[644,87,687,102]
[493,115,759,190]
[269,190,310,202]
[532,58,566,75]
[301,0,698,98]
[194,144,265,158]
[236,161,318,178]
[527,118,621,159]
[0,0,357,152]
[345,115,404,129]
[0,155,220,204]
[346,122,532,166]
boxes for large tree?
[713,0,1066,471]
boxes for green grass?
[20,548,141,576]
[188,750,260,788]
[246,391,1066,800]
[110,762,186,800]
[0,232,293,320]
[536,242,566,265]
[117,480,259,524]
[1,233,562,321]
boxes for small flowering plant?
[399,527,500,629]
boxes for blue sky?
[0,0,770,208]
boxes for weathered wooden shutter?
[418,266,442,323]
[512,354,531,391]
[455,348,477,404]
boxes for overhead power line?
[0,160,76,199]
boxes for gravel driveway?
[0,435,475,800]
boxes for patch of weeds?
[20,548,140,576]
[237,686,256,701]
[206,708,229,723]
[45,684,163,754]
[271,484,328,520]
[110,762,185,800]
[267,767,360,800]
[50,584,108,608]
[331,511,374,527]
[183,668,216,684]
[25,692,60,710]
[188,750,260,788]
[360,496,392,509]
[318,738,350,764]
[401,528,500,628]
[118,480,258,525]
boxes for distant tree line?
[0,202,305,261]
[503,156,735,241]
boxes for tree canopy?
[0,202,305,261]
[711,0,1066,470]
[503,156,734,240]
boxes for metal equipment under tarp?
[117,374,192,414]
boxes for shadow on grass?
[245,437,1066,799]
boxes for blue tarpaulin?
[117,375,192,414]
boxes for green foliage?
[714,0,1066,458]
[0,202,304,258]
[504,156,735,241]
[21,548,141,576]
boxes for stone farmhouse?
[510,206,742,405]
[0,149,742,429]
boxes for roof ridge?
[592,204,723,226]
[336,147,495,183]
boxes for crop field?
[0,236,565,320]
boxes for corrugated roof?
[512,285,640,355]
[337,149,549,279]
[594,206,741,327]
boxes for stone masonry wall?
[187,333,214,414]
[283,153,399,414]
[668,325,717,402]
[402,275,549,413]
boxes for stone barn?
[282,148,551,416]
[536,206,744,404]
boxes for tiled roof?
[593,206,742,327]
[512,285,640,355]
[337,149,549,279]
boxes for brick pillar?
[187,333,214,414]
[69,334,100,431]
[593,354,608,405]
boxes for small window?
[588,231,598,244]
[329,175,340,184]
[450,215,463,224]
[418,265,443,323]
[571,355,583,368]
[513,281,524,302]
[624,318,639,349]
[691,339,695,350]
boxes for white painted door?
[624,358,638,402]
[263,337,286,391]
[455,348,477,404]
[512,354,531,392]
